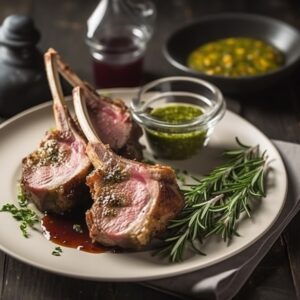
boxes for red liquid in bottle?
[92,36,144,88]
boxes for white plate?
[0,88,287,281]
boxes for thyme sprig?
[155,138,268,262]
[0,187,39,238]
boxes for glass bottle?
[86,0,156,88]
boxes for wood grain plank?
[1,256,176,300]
[1,1,300,300]
[0,253,7,299]
[283,216,300,300]
[234,239,297,300]
[280,75,300,299]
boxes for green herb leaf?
[154,138,268,262]
[0,187,39,238]
[52,246,63,256]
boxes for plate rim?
[0,88,287,281]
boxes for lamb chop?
[73,86,185,249]
[45,48,143,161]
[21,52,92,214]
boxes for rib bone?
[20,52,92,214]
[73,87,184,249]
[46,48,143,160]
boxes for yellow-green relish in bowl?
[187,37,284,77]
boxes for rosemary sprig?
[155,138,268,262]
[0,187,39,238]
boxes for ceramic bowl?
[164,13,300,94]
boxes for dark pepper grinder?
[0,15,51,117]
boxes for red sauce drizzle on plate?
[41,211,110,253]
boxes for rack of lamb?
[73,87,185,249]
[46,48,143,161]
[21,52,92,214]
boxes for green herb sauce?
[187,37,284,77]
[146,104,206,160]
[151,104,202,123]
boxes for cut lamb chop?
[46,48,143,160]
[73,86,184,249]
[21,52,92,214]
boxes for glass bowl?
[131,76,226,160]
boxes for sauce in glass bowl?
[131,77,226,160]
[145,104,206,160]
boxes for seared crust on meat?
[20,50,92,214]
[85,161,184,248]
[73,87,184,249]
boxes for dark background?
[1,0,300,299]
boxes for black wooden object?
[0,15,50,117]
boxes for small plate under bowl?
[164,13,300,94]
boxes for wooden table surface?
[1,0,300,299]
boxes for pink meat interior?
[23,134,90,191]
[88,101,132,150]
